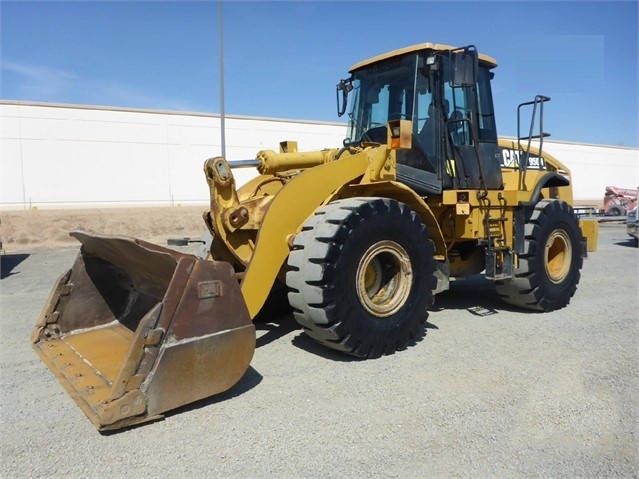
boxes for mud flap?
[31,231,255,431]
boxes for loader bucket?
[31,231,255,431]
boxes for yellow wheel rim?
[356,241,413,318]
[545,230,572,284]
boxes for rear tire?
[496,200,583,311]
[286,197,437,358]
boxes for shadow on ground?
[431,274,530,316]
[614,237,638,248]
[0,253,30,279]
[255,305,439,362]
[103,366,264,435]
[255,314,299,348]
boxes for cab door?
[441,51,502,190]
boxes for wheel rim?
[545,229,572,284]
[356,240,413,318]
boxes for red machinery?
[603,186,638,216]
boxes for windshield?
[345,52,432,144]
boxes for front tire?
[606,205,625,216]
[496,200,583,311]
[286,197,437,358]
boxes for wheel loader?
[32,43,599,431]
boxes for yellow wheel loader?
[32,43,598,431]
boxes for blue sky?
[1,0,637,147]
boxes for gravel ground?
[1,223,637,478]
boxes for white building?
[1,101,637,209]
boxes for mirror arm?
[336,76,353,117]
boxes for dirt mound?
[0,206,208,252]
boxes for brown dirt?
[0,206,208,252]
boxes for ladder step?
[519,133,551,141]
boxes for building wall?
[0,102,347,209]
[540,141,638,203]
[1,101,637,209]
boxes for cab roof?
[349,43,498,73]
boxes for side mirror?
[336,77,353,117]
[451,46,478,87]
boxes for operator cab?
[337,43,503,194]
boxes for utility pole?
[218,0,226,158]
